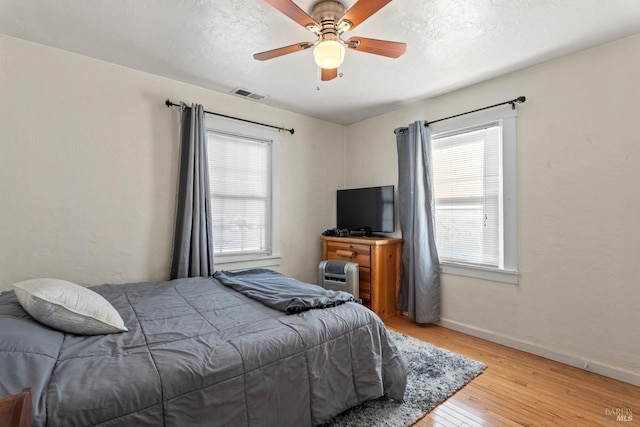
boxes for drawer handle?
[336,250,356,258]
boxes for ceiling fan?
[254,0,407,81]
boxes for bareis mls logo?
[605,407,633,422]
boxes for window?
[430,105,518,284]
[205,115,281,269]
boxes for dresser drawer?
[359,291,371,307]
[359,267,371,291]
[359,267,371,308]
[325,242,371,267]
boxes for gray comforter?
[0,275,407,426]
[214,269,355,313]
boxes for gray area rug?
[324,329,487,427]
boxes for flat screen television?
[337,185,395,236]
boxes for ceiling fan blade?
[264,0,319,29]
[321,68,338,81]
[339,0,392,30]
[254,42,314,61]
[346,37,406,58]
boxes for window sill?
[214,255,281,271]
[440,262,519,284]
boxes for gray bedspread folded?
[214,269,354,313]
[0,275,407,427]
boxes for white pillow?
[13,278,128,335]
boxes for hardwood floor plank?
[445,399,491,425]
[435,403,483,426]
[429,411,462,427]
[385,315,640,426]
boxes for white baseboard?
[438,318,640,388]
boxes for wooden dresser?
[320,235,402,319]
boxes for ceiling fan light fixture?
[313,39,345,69]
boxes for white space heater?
[318,260,359,300]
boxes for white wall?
[0,34,344,290]
[345,33,640,384]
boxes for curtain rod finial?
[510,96,526,109]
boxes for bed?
[0,269,407,426]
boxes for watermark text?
[605,407,633,422]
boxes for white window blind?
[432,123,502,268]
[207,130,272,258]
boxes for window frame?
[205,114,282,270]
[430,105,519,284]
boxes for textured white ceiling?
[1,0,639,124]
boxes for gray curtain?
[394,121,440,323]
[170,104,215,279]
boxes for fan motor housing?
[311,0,345,23]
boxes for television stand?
[320,235,402,319]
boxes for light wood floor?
[384,315,639,427]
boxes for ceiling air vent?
[231,88,267,101]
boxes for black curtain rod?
[165,100,295,135]
[424,96,526,126]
